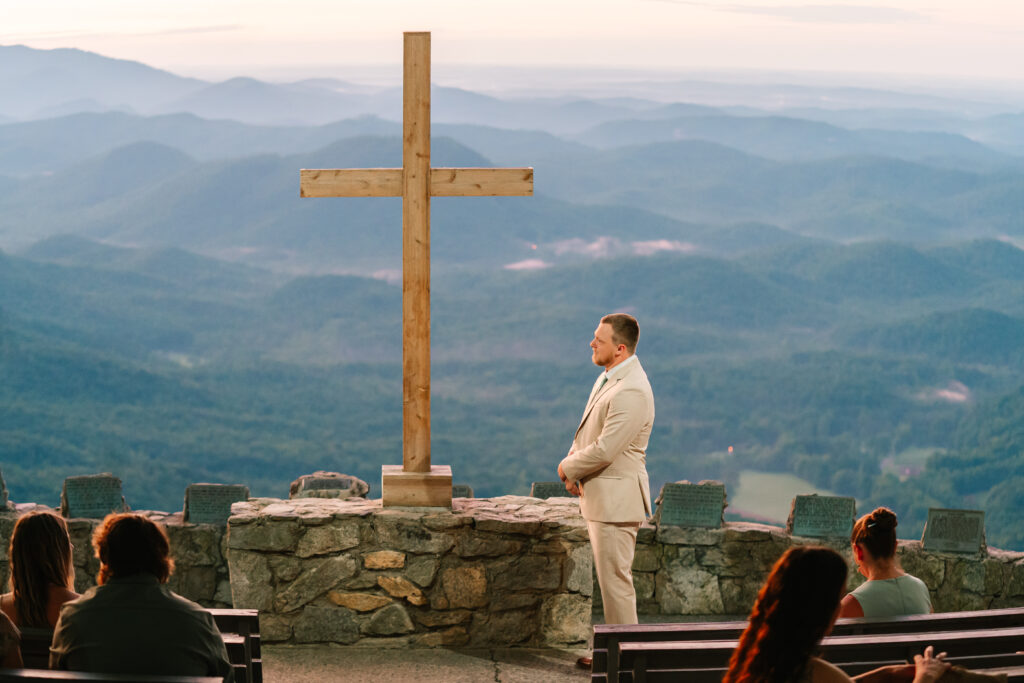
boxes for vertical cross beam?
[403,32,431,474]
[299,31,533,507]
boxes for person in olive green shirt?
[50,513,233,682]
[839,507,932,618]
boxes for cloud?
[504,259,551,271]
[916,381,971,404]
[372,268,402,285]
[649,1,929,25]
[545,237,699,259]
[632,239,698,256]
[550,237,621,258]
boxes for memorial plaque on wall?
[61,473,127,519]
[657,482,726,528]
[184,484,250,525]
[787,495,856,538]
[451,484,474,499]
[922,508,985,554]
[531,481,569,499]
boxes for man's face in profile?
[590,323,617,368]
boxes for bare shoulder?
[0,592,13,620]
[0,609,17,639]
[51,585,81,603]
[839,592,864,618]
[808,657,855,683]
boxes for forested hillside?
[2,45,1024,549]
[5,236,1024,547]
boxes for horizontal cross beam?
[300,167,534,198]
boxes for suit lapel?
[575,360,638,435]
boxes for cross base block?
[381,464,453,508]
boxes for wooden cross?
[299,31,534,507]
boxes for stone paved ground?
[265,644,590,682]
[264,614,741,681]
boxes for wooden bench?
[0,671,223,683]
[616,627,1024,683]
[593,607,1024,682]
[16,628,52,670]
[15,609,259,683]
[612,662,1024,683]
[208,610,261,683]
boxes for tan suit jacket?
[559,357,654,523]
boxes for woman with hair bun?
[838,507,932,618]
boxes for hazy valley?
[2,45,1024,549]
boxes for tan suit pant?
[588,519,641,625]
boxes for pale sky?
[3,0,1024,84]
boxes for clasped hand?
[557,463,582,497]
[855,645,949,683]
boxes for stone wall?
[0,504,232,609]
[4,498,1024,649]
[596,521,1024,617]
[225,496,592,648]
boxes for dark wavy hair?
[8,511,75,627]
[851,507,898,560]
[94,514,174,585]
[723,546,848,683]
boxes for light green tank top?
[849,574,932,618]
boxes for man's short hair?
[94,513,174,585]
[601,313,639,353]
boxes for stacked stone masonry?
[225,496,593,648]
[3,498,1024,648]
[599,522,1024,616]
[0,503,232,608]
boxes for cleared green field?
[880,447,941,481]
[728,470,847,524]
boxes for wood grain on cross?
[299,32,533,507]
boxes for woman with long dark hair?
[839,507,931,618]
[723,546,949,683]
[1,511,79,628]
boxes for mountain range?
[3,44,1024,548]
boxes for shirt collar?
[603,354,638,381]
[104,573,162,586]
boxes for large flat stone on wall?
[226,495,591,648]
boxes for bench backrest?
[593,607,1024,682]
[14,608,260,683]
[17,628,53,670]
[208,610,260,683]
[0,670,223,683]
[616,627,1024,683]
[623,663,1024,683]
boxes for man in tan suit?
[559,313,654,665]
